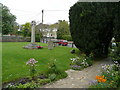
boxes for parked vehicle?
[58,40,68,46]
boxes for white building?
[36,23,58,39]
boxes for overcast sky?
[1,0,78,25]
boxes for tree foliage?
[57,20,70,39]
[21,22,31,37]
[69,2,120,57]
[10,22,19,35]
[2,4,16,34]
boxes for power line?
[10,8,69,12]
[44,10,69,11]
[9,8,37,13]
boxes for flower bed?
[70,54,93,70]
[89,63,120,88]
[4,59,68,88]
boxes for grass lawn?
[2,42,77,83]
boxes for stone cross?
[31,21,36,43]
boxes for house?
[35,23,58,39]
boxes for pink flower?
[26,58,38,66]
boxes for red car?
[58,40,68,46]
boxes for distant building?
[35,23,57,39]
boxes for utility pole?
[40,9,44,42]
[42,9,44,24]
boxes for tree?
[2,4,16,34]
[69,2,120,57]
[113,2,120,43]
[0,4,2,33]
[57,20,70,39]
[21,22,31,37]
[10,22,19,35]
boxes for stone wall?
[0,36,30,42]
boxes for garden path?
[42,58,113,88]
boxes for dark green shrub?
[69,2,120,57]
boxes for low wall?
[0,36,30,42]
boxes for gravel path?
[42,58,113,88]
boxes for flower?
[95,76,100,79]
[110,81,114,84]
[95,75,104,80]
[114,61,118,64]
[71,65,81,68]
[98,79,102,83]
[95,75,106,83]
[101,79,106,82]
[26,58,38,66]
[101,75,104,78]
[70,58,77,63]
[71,65,81,70]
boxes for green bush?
[38,79,51,85]
[46,61,68,81]
[48,73,56,81]
[46,61,64,75]
[62,35,72,41]
[46,62,60,74]
[55,71,68,80]
[109,43,120,64]
[16,82,38,88]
